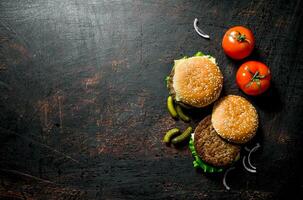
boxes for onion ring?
[242,156,256,173]
[193,18,210,39]
[244,146,251,152]
[223,167,235,190]
[247,143,260,170]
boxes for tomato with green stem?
[236,61,271,96]
[222,26,255,60]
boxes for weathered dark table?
[0,0,303,199]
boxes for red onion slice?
[223,167,235,190]
[247,143,260,170]
[193,18,210,39]
[242,156,256,173]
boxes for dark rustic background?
[0,0,303,199]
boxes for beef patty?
[194,115,241,167]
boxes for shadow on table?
[247,82,283,114]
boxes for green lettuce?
[165,76,170,88]
[189,136,223,173]
[194,51,204,56]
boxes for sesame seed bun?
[172,56,223,108]
[211,95,259,144]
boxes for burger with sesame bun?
[166,52,223,108]
[189,95,259,172]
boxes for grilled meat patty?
[194,115,241,167]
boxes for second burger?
[190,95,259,172]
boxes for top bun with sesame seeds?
[168,56,223,108]
[211,95,259,144]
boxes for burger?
[166,52,223,108]
[189,95,259,172]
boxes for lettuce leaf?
[194,51,204,56]
[165,76,170,88]
[189,136,223,173]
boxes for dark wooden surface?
[0,0,303,199]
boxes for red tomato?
[222,26,255,60]
[236,61,271,96]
